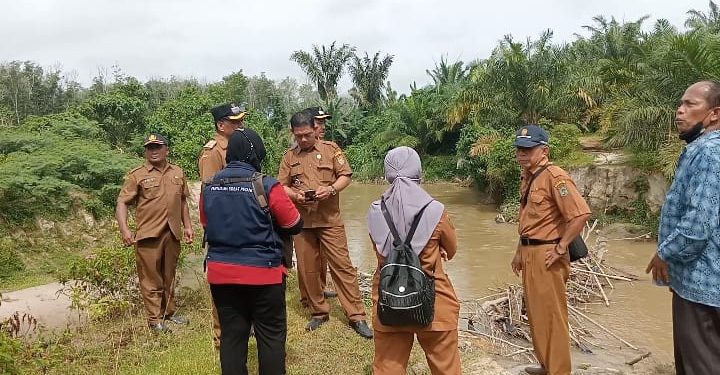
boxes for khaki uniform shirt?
[278,140,352,228]
[198,134,228,183]
[518,164,591,240]
[117,162,190,242]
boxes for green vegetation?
[3,4,714,373]
[1,269,435,375]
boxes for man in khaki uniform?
[510,125,591,375]
[198,103,247,347]
[278,110,372,338]
[199,103,247,182]
[116,133,194,333]
[296,107,337,305]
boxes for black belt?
[520,237,560,246]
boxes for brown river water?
[340,183,673,361]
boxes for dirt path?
[0,282,86,331]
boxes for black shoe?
[149,322,172,333]
[165,315,189,325]
[306,316,329,331]
[323,290,338,298]
[524,366,547,375]
[349,320,373,339]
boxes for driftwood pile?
[460,222,648,364]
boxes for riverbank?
[1,182,677,374]
[1,271,512,375]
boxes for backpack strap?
[380,198,403,247]
[250,172,269,214]
[210,173,270,214]
[211,176,253,185]
[404,202,432,246]
[380,198,433,247]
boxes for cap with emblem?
[143,133,169,147]
[306,106,332,120]
[513,124,549,148]
[211,103,247,123]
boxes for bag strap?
[250,172,269,214]
[521,164,549,207]
[380,198,432,247]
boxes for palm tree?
[600,31,720,151]
[289,42,356,102]
[348,52,394,112]
[426,56,469,88]
[450,30,578,129]
[686,1,720,33]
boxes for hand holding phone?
[304,190,317,201]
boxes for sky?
[0,0,710,94]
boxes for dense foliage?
[0,3,716,228]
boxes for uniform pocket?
[171,175,183,194]
[530,193,544,204]
[290,165,304,187]
[317,164,334,183]
[140,178,161,199]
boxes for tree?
[0,61,76,125]
[348,52,394,112]
[450,31,578,130]
[290,42,356,102]
[686,1,720,33]
[78,77,150,149]
[426,56,469,88]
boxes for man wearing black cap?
[510,125,591,375]
[307,106,332,140]
[198,103,247,347]
[117,133,194,333]
[199,103,247,183]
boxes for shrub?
[0,238,25,280]
[422,155,458,182]
[0,119,138,225]
[58,244,140,320]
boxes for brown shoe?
[524,366,547,375]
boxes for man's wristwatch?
[329,185,337,196]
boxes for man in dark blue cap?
[510,124,591,375]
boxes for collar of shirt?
[215,134,228,150]
[144,162,171,173]
[293,142,320,155]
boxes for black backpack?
[377,198,435,327]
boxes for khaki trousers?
[299,249,328,306]
[135,228,181,324]
[521,243,571,375]
[294,226,365,321]
[372,330,461,375]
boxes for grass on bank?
[8,271,434,375]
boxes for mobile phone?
[304,190,316,201]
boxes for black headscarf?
[226,128,266,172]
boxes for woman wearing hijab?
[367,146,462,374]
[202,129,303,375]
